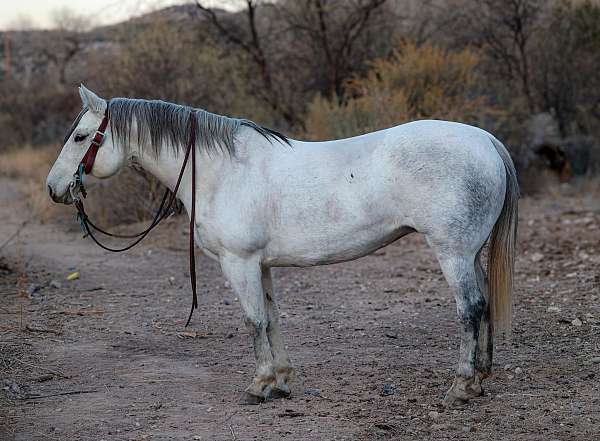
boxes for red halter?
[81,109,109,174]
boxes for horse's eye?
[74,134,87,143]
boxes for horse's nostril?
[47,185,54,198]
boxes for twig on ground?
[22,389,99,400]
[25,324,62,335]
[56,309,106,316]
[229,424,237,440]
[0,220,29,251]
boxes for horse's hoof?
[269,384,291,399]
[443,392,468,408]
[443,375,483,407]
[239,391,266,405]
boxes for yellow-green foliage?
[305,42,497,140]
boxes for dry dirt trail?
[1,176,599,441]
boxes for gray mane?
[107,98,289,156]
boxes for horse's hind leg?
[475,253,493,378]
[262,268,294,398]
[434,251,487,406]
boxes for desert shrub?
[304,42,498,140]
[93,19,275,125]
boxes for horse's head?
[46,85,126,204]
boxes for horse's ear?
[79,84,107,115]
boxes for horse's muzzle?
[48,184,74,205]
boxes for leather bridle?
[71,107,199,327]
[81,109,109,174]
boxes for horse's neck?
[128,139,224,211]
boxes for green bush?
[304,42,498,140]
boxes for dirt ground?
[0,177,599,441]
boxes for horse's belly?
[264,221,414,267]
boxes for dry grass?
[0,146,57,181]
[0,146,65,223]
[0,146,169,227]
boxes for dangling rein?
[71,109,199,327]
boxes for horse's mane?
[109,98,290,156]
[65,98,289,156]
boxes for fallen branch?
[277,411,305,418]
[58,309,106,316]
[22,389,99,400]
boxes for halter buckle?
[91,131,105,147]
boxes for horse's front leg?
[262,268,294,398]
[220,254,274,404]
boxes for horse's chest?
[193,207,267,259]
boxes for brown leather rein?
[72,108,199,327]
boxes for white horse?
[47,85,518,406]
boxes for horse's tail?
[487,136,519,335]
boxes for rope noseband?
[72,109,199,327]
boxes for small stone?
[503,364,512,370]
[514,367,523,375]
[49,280,62,289]
[381,384,396,396]
[590,357,600,364]
[428,411,441,420]
[462,425,475,433]
[26,283,42,297]
[2,379,21,395]
[530,252,544,262]
[223,299,231,305]
[193,437,202,440]
[547,306,561,313]
[572,318,583,327]
[304,388,321,397]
